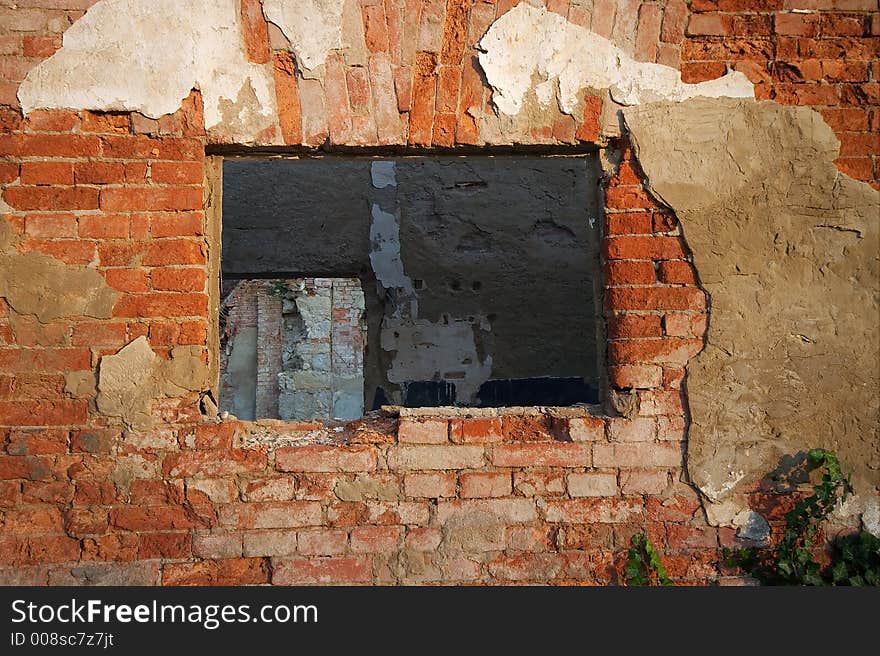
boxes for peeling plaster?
[382,317,494,403]
[366,161,495,404]
[370,161,397,189]
[262,0,345,71]
[0,219,118,323]
[369,204,412,294]
[477,4,753,116]
[17,0,277,141]
[97,336,210,430]
[623,98,880,524]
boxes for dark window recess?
[476,377,599,407]
[221,156,604,418]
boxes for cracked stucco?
[477,4,753,116]
[623,98,879,528]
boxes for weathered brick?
[296,529,348,556]
[608,338,703,366]
[192,533,244,559]
[242,529,298,557]
[459,472,512,498]
[272,557,372,585]
[20,161,73,185]
[567,417,605,442]
[501,415,555,442]
[436,499,537,524]
[4,186,99,211]
[138,532,191,559]
[387,445,484,470]
[405,527,442,551]
[110,505,203,532]
[403,472,456,498]
[609,364,664,389]
[646,495,700,522]
[397,418,448,443]
[241,477,297,502]
[543,497,644,523]
[513,471,566,497]
[162,449,266,478]
[593,442,682,468]
[491,443,590,468]
[275,445,377,472]
[350,526,401,553]
[186,478,238,504]
[218,502,322,529]
[607,417,656,442]
[449,417,503,443]
[366,501,430,526]
[488,553,567,582]
[620,469,668,495]
[162,558,268,586]
[567,472,618,497]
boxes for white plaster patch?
[699,469,747,503]
[17,0,276,140]
[382,318,494,403]
[476,4,754,116]
[369,203,413,293]
[370,160,397,188]
[262,0,345,71]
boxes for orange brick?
[5,186,99,211]
[78,214,129,238]
[111,292,208,318]
[104,268,150,293]
[491,443,591,468]
[141,240,205,266]
[20,161,73,185]
[71,322,126,347]
[150,161,204,185]
[74,161,125,185]
[449,418,503,443]
[605,287,705,311]
[100,187,202,212]
[240,0,270,64]
[150,268,206,292]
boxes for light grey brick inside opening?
[221,156,604,419]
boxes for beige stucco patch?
[623,99,879,518]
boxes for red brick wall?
[0,0,873,585]
[682,0,880,188]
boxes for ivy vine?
[625,533,672,586]
[725,448,880,586]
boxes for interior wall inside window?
[220,155,604,420]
